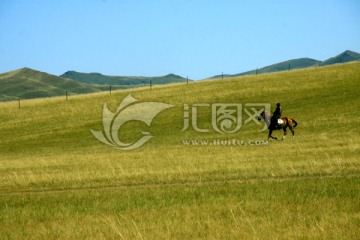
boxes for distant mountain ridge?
[321,50,360,66]
[210,50,360,79]
[233,58,320,77]
[1,50,358,102]
[0,68,101,101]
[0,69,191,102]
[60,71,190,86]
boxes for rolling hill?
[0,68,101,101]
[321,50,360,66]
[210,50,360,79]
[234,58,320,77]
[0,68,189,102]
[60,71,190,85]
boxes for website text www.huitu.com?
[181,138,269,146]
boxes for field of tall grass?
[0,62,359,239]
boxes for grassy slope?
[0,63,359,239]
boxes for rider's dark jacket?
[272,106,282,119]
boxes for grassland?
[0,62,359,239]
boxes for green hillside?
[236,57,320,76]
[210,50,360,79]
[0,68,190,102]
[321,50,360,66]
[0,62,359,239]
[61,71,190,85]
[0,68,101,101]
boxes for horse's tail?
[291,118,298,128]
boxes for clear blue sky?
[1,0,359,80]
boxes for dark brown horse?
[258,111,298,140]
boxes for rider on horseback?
[270,103,282,129]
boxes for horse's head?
[258,111,271,128]
[258,111,265,121]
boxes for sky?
[0,0,359,80]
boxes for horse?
[258,111,298,140]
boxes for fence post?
[66,90,68,101]
[110,85,112,95]
[18,98,20,109]
[256,68,258,75]
[288,64,290,71]
[187,76,188,84]
[150,80,152,90]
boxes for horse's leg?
[288,120,295,138]
[268,129,277,140]
[289,125,295,137]
[282,127,287,140]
